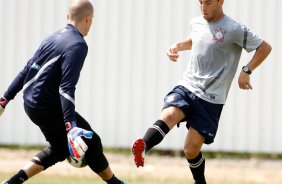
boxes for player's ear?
[85,13,91,23]
[219,0,224,6]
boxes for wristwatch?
[242,66,252,75]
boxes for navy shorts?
[163,85,223,144]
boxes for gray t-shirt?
[178,15,263,104]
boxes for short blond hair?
[68,0,93,22]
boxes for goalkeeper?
[0,0,125,184]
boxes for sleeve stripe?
[23,55,61,91]
[243,26,248,49]
[59,87,75,105]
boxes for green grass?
[0,175,192,184]
[0,175,101,184]
[1,145,281,184]
[1,144,282,159]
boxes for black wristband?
[65,121,77,131]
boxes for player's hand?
[66,123,93,159]
[238,72,253,90]
[0,96,9,117]
[166,45,179,62]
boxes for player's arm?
[167,36,192,62]
[60,42,87,123]
[238,40,272,90]
[175,36,193,51]
[242,40,272,73]
[60,43,93,158]
[0,58,34,116]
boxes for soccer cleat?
[132,138,146,167]
[1,180,9,184]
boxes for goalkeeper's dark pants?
[24,103,109,173]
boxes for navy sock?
[143,120,170,152]
[7,169,28,184]
[187,152,206,184]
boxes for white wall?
[0,0,281,153]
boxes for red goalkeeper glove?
[0,96,9,117]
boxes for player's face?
[199,0,223,23]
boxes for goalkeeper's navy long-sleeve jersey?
[4,24,88,122]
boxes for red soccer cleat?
[132,138,146,167]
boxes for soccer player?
[0,0,125,183]
[131,0,272,183]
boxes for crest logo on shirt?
[212,28,226,43]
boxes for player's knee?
[31,146,68,170]
[184,145,200,159]
[161,107,184,128]
[84,132,109,173]
[87,152,109,173]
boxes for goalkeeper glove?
[66,121,93,158]
[0,96,9,117]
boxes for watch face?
[243,66,248,72]
[242,66,251,74]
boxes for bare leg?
[22,161,44,178]
[97,166,114,180]
[132,106,186,167]
[4,161,44,184]
[97,166,124,183]
[160,106,185,129]
[184,127,206,183]
[184,127,205,159]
